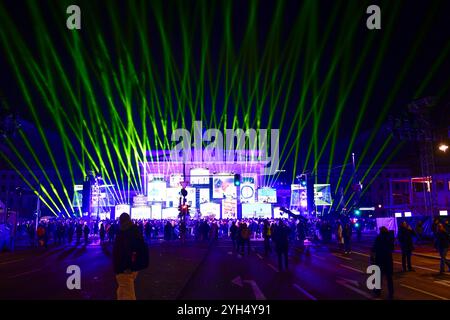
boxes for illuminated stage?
[139,149,278,220]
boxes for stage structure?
[139,149,275,219]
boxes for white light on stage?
[152,204,162,219]
[242,203,272,218]
[439,210,448,216]
[394,212,402,218]
[131,206,151,220]
[147,181,167,201]
[190,168,210,185]
[404,212,412,217]
[257,187,277,203]
[162,207,179,219]
[115,204,131,219]
[200,202,220,219]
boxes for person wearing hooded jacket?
[113,213,148,300]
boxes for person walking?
[113,213,149,300]
[273,220,289,271]
[398,221,415,272]
[371,226,395,300]
[434,223,450,274]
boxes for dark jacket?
[113,223,143,274]
[230,224,238,240]
[273,225,289,252]
[398,226,415,251]
[435,230,450,250]
[343,225,352,240]
[372,231,394,273]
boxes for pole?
[35,183,41,231]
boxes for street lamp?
[438,143,448,153]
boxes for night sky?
[0,0,449,181]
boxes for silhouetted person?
[343,223,352,254]
[371,226,394,299]
[99,223,106,243]
[230,221,238,250]
[113,213,149,300]
[164,221,172,241]
[398,221,415,272]
[273,220,289,271]
[83,224,90,244]
[434,223,450,273]
[76,223,83,244]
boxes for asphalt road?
[0,236,449,300]
[178,238,450,300]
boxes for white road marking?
[267,263,279,273]
[339,264,365,274]
[256,253,263,260]
[400,284,448,300]
[352,251,370,257]
[293,283,317,300]
[332,253,352,261]
[336,278,374,299]
[392,261,437,273]
[244,280,266,300]
[434,280,450,288]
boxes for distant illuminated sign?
[147,181,167,201]
[240,183,255,203]
[199,188,210,204]
[169,175,183,187]
[190,168,210,185]
[213,175,236,199]
[314,184,332,206]
[222,198,237,219]
[115,204,131,219]
[131,206,151,220]
[242,203,272,218]
[290,184,307,209]
[257,187,277,203]
[200,202,220,219]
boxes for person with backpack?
[113,213,149,300]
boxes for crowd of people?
[3,214,450,300]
